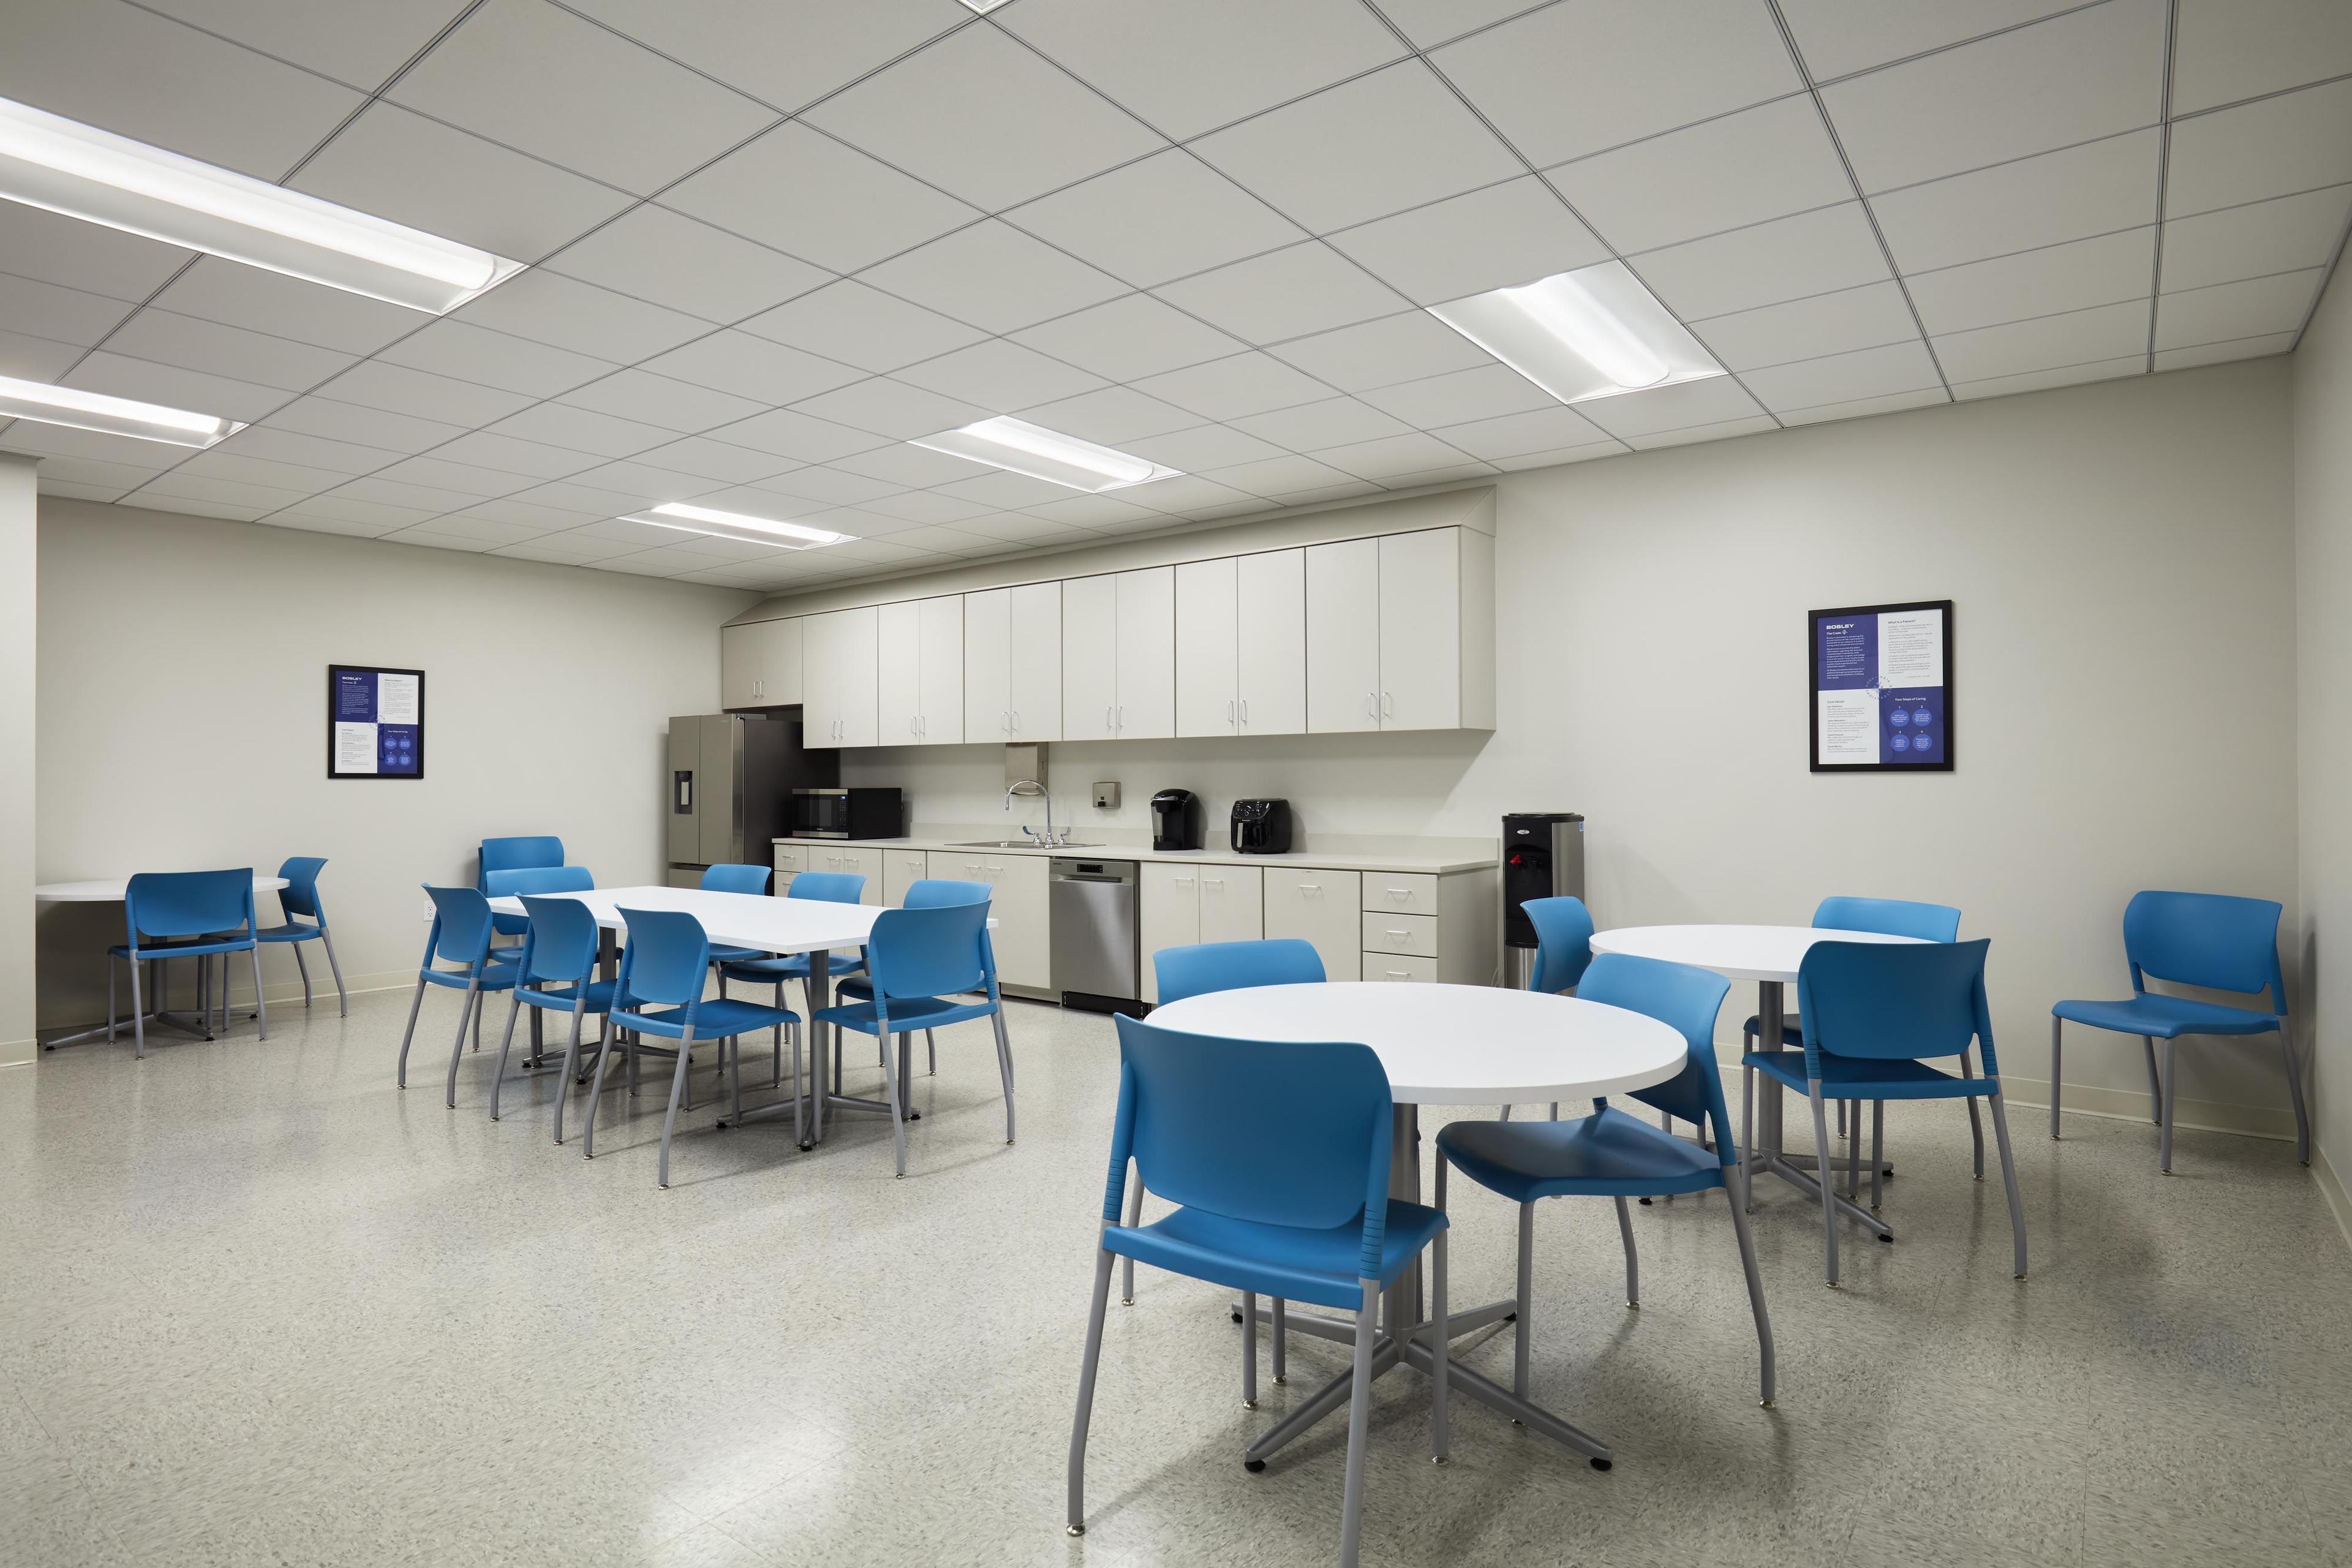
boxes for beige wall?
[33,500,752,1030]
[0,457,35,1063]
[849,360,2304,1131]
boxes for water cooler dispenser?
[1502,812,1585,990]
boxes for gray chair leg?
[1513,1201,1534,1398]
[1988,1089,2028,1278]
[1870,1099,1887,1209]
[127,954,146,1058]
[1844,1101,1862,1199]
[2141,1034,2163,1124]
[1336,1281,1379,1568]
[1241,1290,1259,1408]
[2048,1016,2062,1138]
[1272,1298,1287,1384]
[1613,1195,1638,1308]
[1430,1228,1450,1463]
[1740,1064,1757,1213]
[772,983,786,1088]
[990,1006,1017,1144]
[1808,1084,1840,1286]
[320,927,347,1016]
[2280,1027,2310,1164]
[2159,1038,2178,1173]
[554,1005,587,1145]
[1066,1242,1116,1537]
[1961,1049,1984,1178]
[292,943,312,1009]
[1498,1103,1510,1121]
[881,1031,908,1178]
[927,1027,937,1076]
[472,993,481,1054]
[1725,1187,1776,1405]
[581,1025,621,1159]
[489,991,524,1121]
[395,976,427,1087]
[729,1033,745,1125]
[444,982,480,1109]
[1121,1178,1142,1303]
[657,1028,697,1189]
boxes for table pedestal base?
[1743,979,1898,1240]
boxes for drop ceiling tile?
[1001,0,1406,140]
[485,402,677,459]
[126,488,279,521]
[893,341,1106,412]
[661,124,982,276]
[2152,331,2299,371]
[391,511,543,546]
[1009,385,1205,447]
[1231,396,1413,450]
[1548,97,1852,256]
[135,0,460,90]
[1932,298,2152,382]
[1155,243,1409,345]
[1741,339,1943,411]
[369,455,538,498]
[1131,353,1331,421]
[1371,462,1499,491]
[1626,414,1780,450]
[429,431,604,480]
[271,492,441,529]
[0,205,192,303]
[1009,295,1245,382]
[2171,0,2352,116]
[1823,0,2166,194]
[1950,353,2144,399]
[959,511,1100,543]
[552,369,764,435]
[1426,405,1614,461]
[2165,78,2352,217]
[1373,0,1559,50]
[1200,453,1365,496]
[2154,268,2325,349]
[292,104,635,262]
[805,23,1164,211]
[387,0,775,195]
[934,469,1094,508]
[1777,1,2089,82]
[0,329,83,382]
[1870,129,2161,273]
[571,515,688,545]
[1907,228,2157,335]
[211,424,404,475]
[376,320,617,398]
[544,208,831,325]
[791,379,988,440]
[463,496,605,529]
[741,282,990,374]
[559,461,720,503]
[1689,281,1923,371]
[32,454,167,489]
[635,437,799,484]
[706,407,893,464]
[1777,386,1951,424]
[637,331,866,405]
[827,442,994,488]
[147,260,422,355]
[1359,364,1558,427]
[1305,431,1483,481]
[496,530,638,560]
[0,273,135,347]
[382,527,499,552]
[1192,61,1523,234]
[105,309,355,391]
[1574,376,1768,438]
[858,222,1129,335]
[1125,474,1261,513]
[1267,312,1494,391]
[1333,181,1607,313]
[458,271,712,363]
[4,421,208,467]
[1,0,364,178]
[1433,0,1800,168]
[326,473,484,513]
[36,477,139,503]
[854,487,998,523]
[1005,150,1307,290]
[560,0,965,111]
[2161,186,2352,292]
[1633,203,1892,320]
[266,510,405,538]
[1122,423,1287,472]
[66,351,290,422]
[169,450,345,494]
[263,394,470,453]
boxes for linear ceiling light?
[0,96,522,314]
[911,417,1181,494]
[957,0,1016,12]
[1429,262,1724,405]
[623,502,855,549]
[0,373,244,448]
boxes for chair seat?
[1741,1012,1806,1042]
[516,978,620,1013]
[720,953,866,983]
[707,944,766,965]
[254,923,323,944]
[2051,993,2280,1039]
[611,996,798,1041]
[1104,1199,1446,1314]
[812,994,996,1035]
[1437,1106,1727,1202]
[420,962,519,992]
[111,935,257,960]
[1743,1049,1993,1100]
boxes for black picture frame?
[326,664,427,780]
[1808,600,1953,774]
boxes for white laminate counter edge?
[774,837,1498,875]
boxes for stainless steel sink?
[948,839,1099,850]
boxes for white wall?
[33,500,752,1028]
[850,360,2304,1129]
[0,457,36,1063]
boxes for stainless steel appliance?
[1050,857,1140,1014]
[789,786,902,840]
[1230,798,1291,854]
[668,714,834,885]
[1150,788,1202,851]
[1502,812,1586,990]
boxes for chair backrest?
[1577,952,1735,1161]
[1521,895,1596,993]
[866,900,991,1002]
[275,856,328,921]
[613,907,711,1009]
[517,894,600,985]
[484,865,595,899]
[1798,938,1994,1071]
[1109,1014,1393,1276]
[2123,890,2286,1011]
[702,862,772,895]
[421,885,498,969]
[126,870,254,943]
[1814,895,1961,943]
[1154,938,1325,1006]
[903,878,988,908]
[478,836,564,889]
[788,871,867,903]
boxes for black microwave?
[790,786,902,840]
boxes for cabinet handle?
[1011,709,1020,732]
[1385,929,1409,938]
[1175,876,1193,886]
[1226,698,1235,726]
[1203,877,1222,886]
[1117,704,1125,729]
[1382,691,1393,718]
[1298,883,1321,894]
[1240,698,1248,725]
[1365,691,1378,718]
[1385,969,1410,979]
[1387,886,1412,897]
[1104,705,1114,731]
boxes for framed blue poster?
[328,665,425,779]
[1809,601,1952,772]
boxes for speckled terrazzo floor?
[1,987,2345,1568]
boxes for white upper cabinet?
[964,586,1012,742]
[878,600,921,743]
[1305,529,1494,734]
[1062,573,1118,742]
[1007,580,1062,742]
[720,622,760,710]
[881,596,963,745]
[1114,566,1176,739]
[804,606,879,748]
[1378,529,1458,731]
[720,617,804,709]
[1306,537,1382,733]
[1175,557,1239,738]
[1236,548,1306,737]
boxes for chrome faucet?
[1005,778,1061,846]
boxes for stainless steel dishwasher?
[1049,858,1141,1014]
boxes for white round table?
[35,876,293,1049]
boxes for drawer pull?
[1385,886,1414,897]
[1385,929,1409,938]
[1297,883,1320,893]
[1384,969,1410,978]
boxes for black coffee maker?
[1150,788,1202,851]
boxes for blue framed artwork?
[328,665,425,779]
[1809,601,1952,773]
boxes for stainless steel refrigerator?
[666,714,836,887]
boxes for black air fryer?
[1230,798,1291,854]
[1150,788,1202,851]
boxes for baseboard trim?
[0,1036,34,1069]
[34,971,415,1041]
[2315,1144,2352,1256]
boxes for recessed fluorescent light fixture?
[957,0,1016,12]
[1428,262,1724,405]
[0,96,523,314]
[622,502,855,550]
[0,373,244,448]
[911,416,1181,494]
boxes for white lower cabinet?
[1139,863,1200,1005]
[883,850,929,906]
[931,851,1050,993]
[1262,866,1362,981]
[800,846,884,904]
[1197,864,1263,943]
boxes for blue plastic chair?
[698,863,774,965]
[1747,938,2026,1286]
[254,856,347,1016]
[479,835,564,949]
[2051,891,2305,1172]
[108,870,265,1057]
[399,886,523,1108]
[487,894,624,1137]
[1502,895,1597,1122]
[827,878,990,1079]
[1435,952,1774,1407]
[593,908,799,1187]
[718,870,870,1095]
[1154,937,1325,1006]
[1068,1014,1449,1566]
[810,898,1011,1177]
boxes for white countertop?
[774,835,1498,875]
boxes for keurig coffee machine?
[1149,788,1202,851]
[1502,812,1585,989]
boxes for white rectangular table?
[36,875,290,1049]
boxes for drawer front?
[1361,873,1439,914]
[773,844,808,876]
[1362,911,1440,959]
[1363,953,1438,984]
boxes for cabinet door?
[877,600,922,745]
[825,847,884,905]
[883,850,928,907]
[1236,548,1306,737]
[720,623,761,709]
[963,587,1012,743]
[1062,574,1118,742]
[1115,565,1176,739]
[772,843,807,877]
[1174,557,1238,738]
[1008,581,1063,742]
[802,612,841,746]
[1261,866,1362,981]
[984,854,1052,992]
[1378,530,1460,731]
[832,605,880,748]
[1197,863,1263,944]
[1306,538,1381,733]
[758,617,803,706]
[1137,862,1201,1005]
[918,595,964,744]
